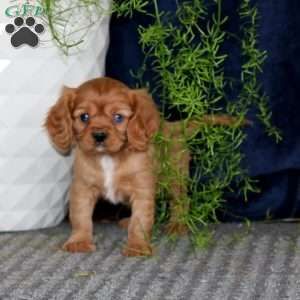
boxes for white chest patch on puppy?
[100,155,119,204]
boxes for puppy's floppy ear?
[45,87,76,154]
[127,89,160,151]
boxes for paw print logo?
[5,17,45,48]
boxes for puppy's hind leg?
[118,217,130,229]
[165,141,191,235]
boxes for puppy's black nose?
[92,132,107,144]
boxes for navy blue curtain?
[105,0,300,221]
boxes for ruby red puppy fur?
[46,77,160,256]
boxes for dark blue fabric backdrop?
[105,0,300,221]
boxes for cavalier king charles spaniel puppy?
[45,77,243,256]
[46,77,160,256]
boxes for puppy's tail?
[193,114,251,127]
[185,114,251,136]
[161,114,251,138]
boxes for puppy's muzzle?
[92,131,108,145]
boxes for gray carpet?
[0,222,300,300]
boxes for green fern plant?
[136,0,281,240]
[41,0,148,54]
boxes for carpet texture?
[0,222,299,299]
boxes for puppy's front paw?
[122,242,153,257]
[63,240,96,253]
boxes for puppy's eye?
[113,114,124,124]
[80,113,90,123]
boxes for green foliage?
[139,0,239,232]
[237,0,282,142]
[138,0,281,239]
[41,0,148,54]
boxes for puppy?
[45,77,243,256]
[46,77,160,256]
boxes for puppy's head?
[45,77,160,155]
